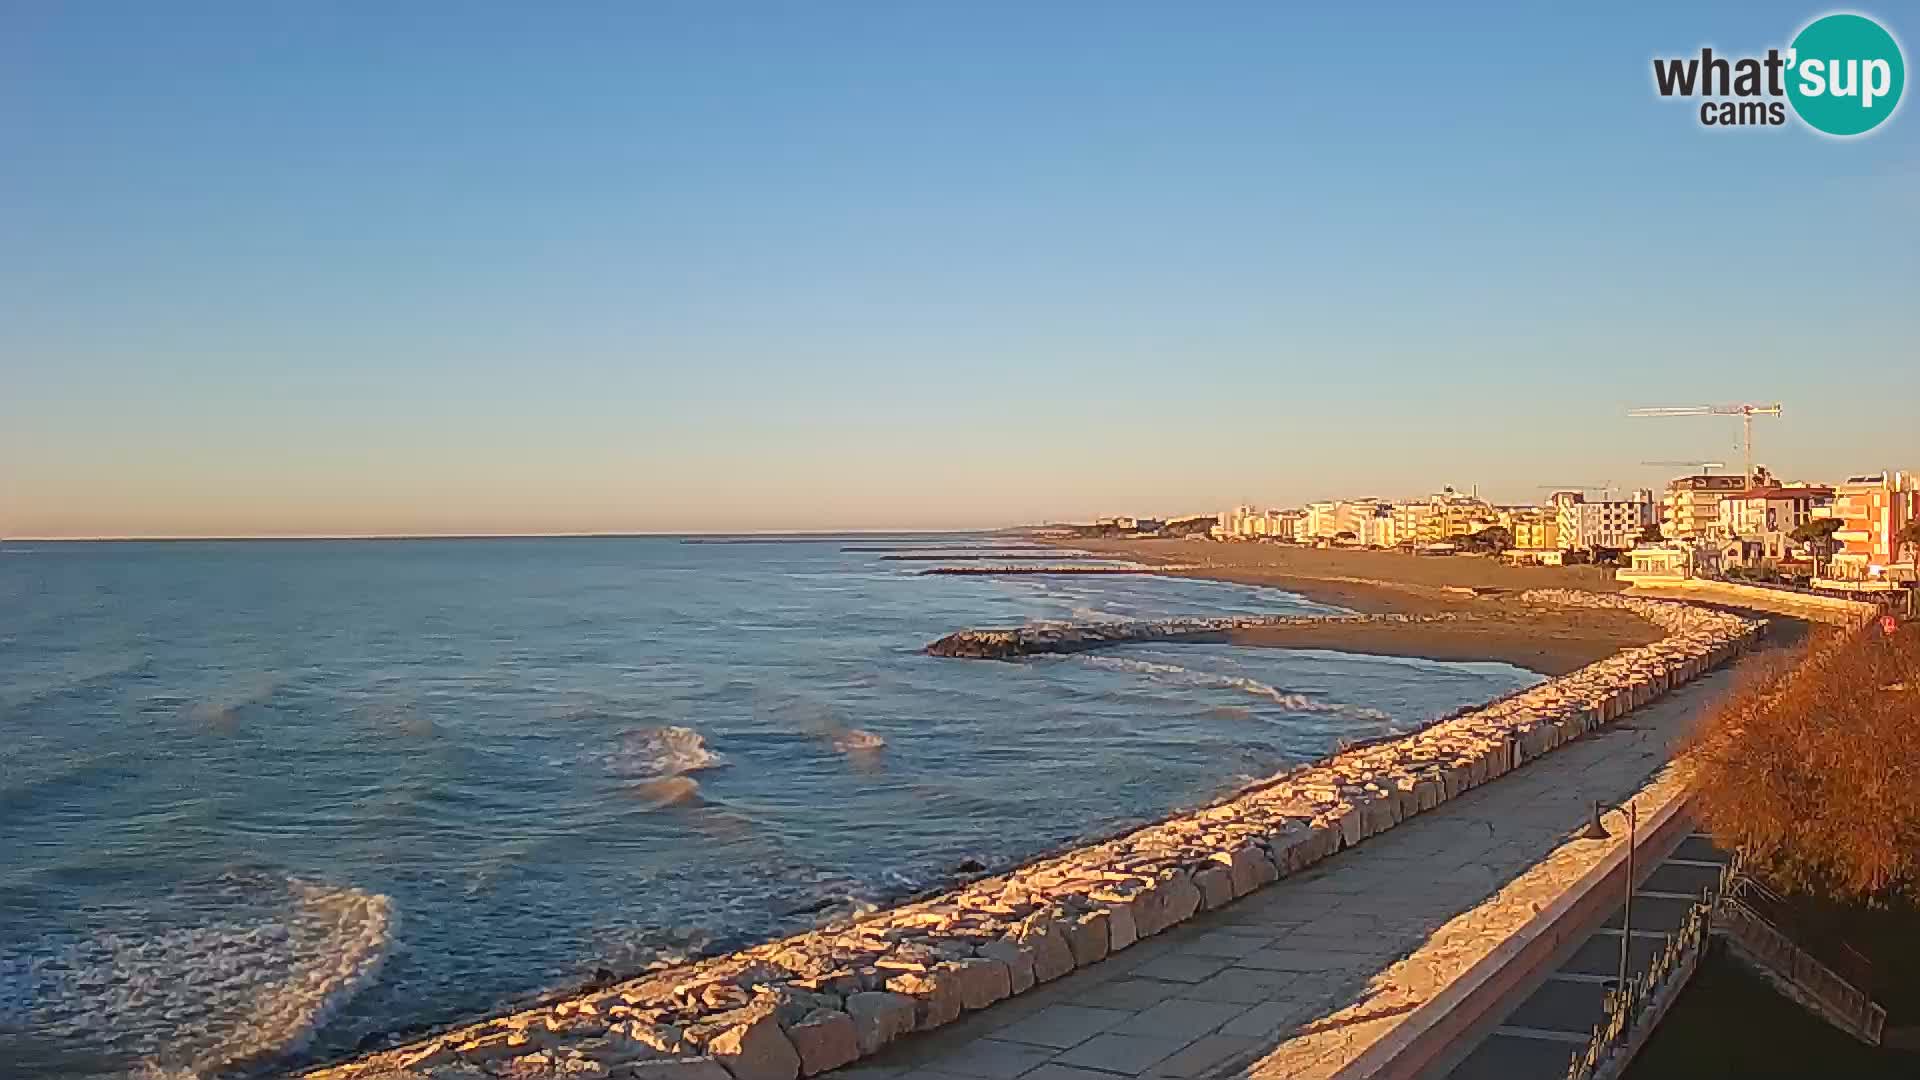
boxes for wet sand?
[1056,538,1660,675]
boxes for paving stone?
[1180,930,1275,960]
[1018,1066,1131,1080]
[990,1004,1133,1050]
[1129,998,1252,1042]
[1144,1034,1261,1078]
[1053,1032,1190,1074]
[1182,968,1295,1005]
[1073,978,1184,1012]
[926,1037,1057,1079]
[1126,954,1230,985]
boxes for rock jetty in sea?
[925,612,1455,659]
[299,592,1762,1080]
[916,563,1198,576]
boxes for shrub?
[1684,623,1920,902]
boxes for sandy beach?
[1056,538,1661,675]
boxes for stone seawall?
[925,613,1457,659]
[302,593,1762,1080]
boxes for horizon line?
[0,527,1033,543]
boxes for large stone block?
[945,957,1011,1010]
[978,937,1037,994]
[1105,902,1139,951]
[1193,864,1234,911]
[1134,870,1200,937]
[884,968,962,1030]
[1214,844,1268,897]
[1015,914,1076,982]
[844,991,916,1055]
[703,1010,800,1080]
[1064,911,1111,967]
[784,1010,858,1076]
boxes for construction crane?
[1627,404,1782,489]
[1641,460,1727,474]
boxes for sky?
[3,1,1916,537]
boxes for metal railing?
[1564,857,1742,1080]
[1715,895,1887,1045]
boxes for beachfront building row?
[1818,470,1919,581]
[1216,489,1507,548]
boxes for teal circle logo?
[1786,13,1905,136]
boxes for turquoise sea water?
[0,537,1540,1077]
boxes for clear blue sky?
[3,1,1915,536]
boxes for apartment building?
[1662,469,1772,540]
[1509,510,1560,551]
[1716,485,1832,538]
[1820,470,1919,580]
[1555,490,1656,551]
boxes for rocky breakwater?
[926,612,1458,660]
[302,592,1760,1080]
[916,563,1199,576]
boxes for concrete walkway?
[824,663,1749,1080]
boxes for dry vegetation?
[1685,623,1920,902]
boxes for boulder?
[945,957,1011,1010]
[883,968,962,1030]
[843,991,916,1055]
[783,1009,858,1076]
[701,1010,799,1080]
[1105,902,1139,952]
[1193,865,1234,911]
[977,938,1037,994]
[1014,914,1076,982]
[1063,911,1110,967]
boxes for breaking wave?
[829,728,887,753]
[0,875,395,1079]
[602,725,723,780]
[1074,655,1392,720]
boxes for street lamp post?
[1584,799,1639,1003]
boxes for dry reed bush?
[1684,623,1920,903]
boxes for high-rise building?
[1820,471,1919,580]
[1556,490,1656,551]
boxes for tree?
[1791,517,1845,577]
[1463,525,1512,553]
[1685,623,1920,902]
[1638,522,1664,544]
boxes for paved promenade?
[826,663,1746,1080]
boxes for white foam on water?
[1074,655,1393,721]
[829,728,886,753]
[602,725,723,780]
[0,878,395,1078]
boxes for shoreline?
[1054,537,1661,675]
[301,592,1763,1080]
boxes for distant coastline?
[1,529,1012,543]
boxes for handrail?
[1715,896,1887,1045]
[1563,855,1740,1079]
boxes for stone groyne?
[302,592,1762,1080]
[916,563,1198,576]
[925,613,1457,659]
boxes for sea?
[0,536,1542,1077]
